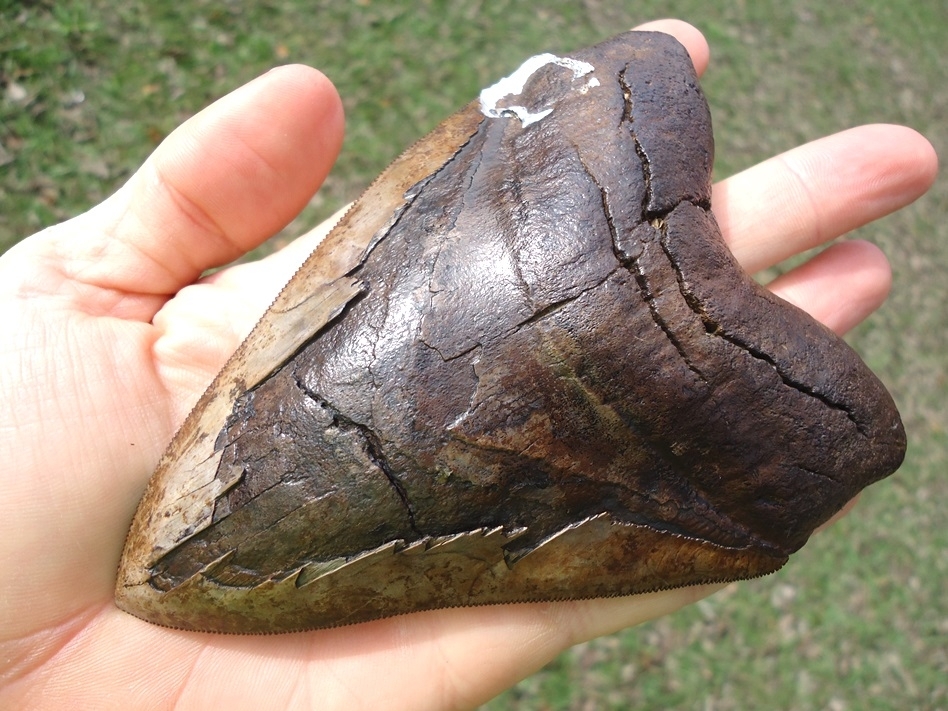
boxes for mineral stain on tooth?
[479,52,600,126]
[115,31,906,634]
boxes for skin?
[0,19,936,711]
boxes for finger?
[56,65,344,301]
[633,19,710,76]
[714,124,937,274]
[23,586,717,711]
[815,495,862,534]
[766,239,892,335]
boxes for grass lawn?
[2,1,945,709]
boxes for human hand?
[0,19,936,711]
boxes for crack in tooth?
[571,136,705,384]
[291,373,421,534]
[628,255,708,384]
[654,223,869,437]
[618,69,654,221]
[360,428,420,535]
[508,266,620,334]
[711,326,869,437]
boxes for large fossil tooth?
[115,31,906,633]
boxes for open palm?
[0,20,935,711]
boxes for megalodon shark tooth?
[115,31,906,634]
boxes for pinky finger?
[765,239,892,336]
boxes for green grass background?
[2,1,945,709]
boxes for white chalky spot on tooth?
[479,53,599,128]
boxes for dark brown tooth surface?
[115,30,905,634]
